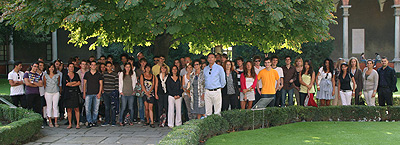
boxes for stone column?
[8,32,14,72]
[341,5,351,60]
[96,45,102,59]
[393,2,400,72]
[51,30,58,61]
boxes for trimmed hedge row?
[0,104,42,145]
[159,106,400,145]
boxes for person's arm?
[279,77,284,90]
[308,72,315,90]
[155,76,159,100]
[351,76,356,96]
[251,74,258,90]
[372,71,378,97]
[219,67,226,88]
[43,75,47,89]
[140,75,146,93]
[331,73,335,96]
[316,72,321,90]
[119,73,123,94]
[299,72,307,86]
[150,75,155,93]
[166,77,172,96]
[131,72,137,95]
[83,79,87,99]
[240,73,246,92]
[358,69,364,95]
[392,69,398,92]
[24,73,38,87]
[97,80,103,99]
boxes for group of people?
[7,52,397,129]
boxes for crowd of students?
[7,52,397,129]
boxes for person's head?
[223,60,233,72]
[46,63,57,75]
[294,57,303,68]
[30,62,39,72]
[180,57,185,65]
[236,57,244,67]
[171,65,179,77]
[54,59,61,68]
[139,58,147,67]
[160,64,169,75]
[99,55,106,62]
[221,54,228,62]
[105,61,113,72]
[216,60,221,65]
[201,62,207,70]
[302,60,313,75]
[67,63,75,72]
[253,55,262,67]
[340,62,349,74]
[113,62,122,72]
[174,59,181,69]
[14,61,22,71]
[244,61,256,79]
[137,52,144,60]
[216,53,222,61]
[264,57,272,68]
[38,57,44,62]
[381,56,389,67]
[80,60,87,70]
[127,56,135,66]
[200,56,207,63]
[159,55,166,64]
[120,54,129,64]
[271,55,279,67]
[323,58,334,75]
[89,56,96,62]
[123,62,133,77]
[207,53,216,64]
[367,59,374,69]
[89,61,97,71]
[106,55,113,63]
[144,64,152,73]
[38,61,45,72]
[193,60,201,71]
[73,56,80,65]
[284,56,291,65]
[185,57,192,65]
[99,63,106,72]
[349,57,360,69]
[375,53,379,56]
[336,58,345,69]
[361,53,365,56]
[153,56,160,65]
[186,63,193,74]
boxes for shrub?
[0,104,42,145]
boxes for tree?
[1,0,336,57]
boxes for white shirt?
[8,70,25,96]
[273,67,284,88]
[254,66,265,88]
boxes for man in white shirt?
[271,56,284,107]
[8,61,26,108]
[254,55,265,105]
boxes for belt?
[207,88,220,91]
[380,86,390,88]
[341,90,352,92]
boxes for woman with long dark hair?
[299,60,315,106]
[140,64,156,128]
[240,61,257,109]
[222,60,240,111]
[118,63,137,126]
[189,60,205,119]
[167,65,183,128]
[63,63,81,129]
[338,62,356,106]
[43,63,61,127]
[316,58,335,106]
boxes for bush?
[0,104,42,145]
[160,106,400,145]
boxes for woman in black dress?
[63,63,81,129]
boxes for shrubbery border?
[0,104,42,145]
[159,106,400,145]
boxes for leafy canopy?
[1,0,337,53]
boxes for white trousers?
[205,89,222,116]
[363,90,376,106]
[168,95,182,127]
[44,92,60,117]
[340,91,352,106]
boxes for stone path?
[25,122,171,145]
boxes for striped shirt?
[103,71,118,93]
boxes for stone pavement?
[25,122,171,145]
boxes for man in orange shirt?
[257,57,280,107]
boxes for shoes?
[41,125,45,129]
[49,123,54,128]
[86,123,92,128]
[111,123,116,127]
[150,124,155,128]
[92,123,98,127]
[54,123,59,128]
[144,122,149,126]
[101,123,110,127]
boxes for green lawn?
[0,79,10,95]
[206,122,400,145]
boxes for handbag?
[348,73,357,91]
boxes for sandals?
[150,124,155,128]
[67,126,72,129]
[129,122,134,126]
[54,123,59,128]
[119,123,124,126]
[76,125,80,129]
[49,123,54,128]
[144,122,149,126]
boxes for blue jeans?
[103,92,116,124]
[281,89,294,107]
[119,95,134,123]
[85,94,100,123]
[261,94,275,107]
[138,97,145,121]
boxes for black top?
[339,72,353,90]
[222,71,240,97]
[62,72,81,97]
[83,71,104,95]
[166,75,183,97]
[378,66,398,92]
[157,74,168,95]
[294,71,301,87]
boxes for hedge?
[159,106,400,145]
[0,104,42,145]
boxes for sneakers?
[101,123,110,127]
[92,123,98,127]
[111,123,116,127]
[86,123,92,128]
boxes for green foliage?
[1,0,336,54]
[161,106,400,145]
[0,104,42,145]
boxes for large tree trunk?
[153,33,173,58]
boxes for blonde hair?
[294,57,303,67]
[348,57,360,69]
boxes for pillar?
[96,45,102,59]
[341,5,351,60]
[8,32,14,72]
[393,4,400,72]
[51,30,58,61]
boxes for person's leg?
[205,90,213,116]
[144,101,149,124]
[26,94,34,111]
[299,93,306,106]
[261,94,275,107]
[149,103,154,125]
[384,88,393,106]
[53,92,60,119]
[153,97,159,122]
[326,100,331,106]
[93,96,100,124]
[320,99,326,106]
[229,94,238,110]
[138,97,145,122]
[119,95,128,125]
[85,95,93,124]
[11,96,20,107]
[74,107,80,128]
[275,90,281,107]
[168,95,175,127]
[222,94,229,111]
[294,89,300,106]
[44,93,53,118]
[254,88,261,106]
[158,94,165,120]
[288,89,294,106]
[34,95,42,115]
[247,101,253,109]
[354,90,360,105]
[127,96,135,125]
[67,108,73,128]
[281,89,287,108]
[183,94,191,119]
[378,89,385,106]
[214,90,222,115]
[103,93,111,125]
[133,95,138,122]
[175,97,182,126]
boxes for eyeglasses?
[254,60,261,62]
[194,64,200,66]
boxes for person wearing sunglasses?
[8,61,26,108]
[253,55,265,105]
[203,53,226,116]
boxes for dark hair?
[89,61,97,65]
[264,57,272,62]
[236,57,244,62]
[53,59,62,64]
[144,64,152,73]
[100,55,106,58]
[302,60,314,75]
[170,65,179,77]
[123,63,133,78]
[73,56,80,61]
[361,53,364,55]
[381,56,388,60]
[192,59,201,67]
[367,59,374,64]
[200,56,206,60]
[31,62,39,67]
[120,53,129,59]
[244,61,256,79]
[105,61,112,66]
[271,55,279,61]
[285,56,291,59]
[46,63,58,74]
[153,56,159,59]
[89,56,95,58]
[253,55,261,61]
[113,62,122,72]
[139,58,147,63]
[222,54,228,59]
[159,55,165,59]
[14,61,22,67]
[223,60,234,72]
[107,55,113,60]
[67,62,74,69]
[80,59,87,64]
[323,58,334,76]
[207,53,216,58]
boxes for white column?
[96,45,102,59]
[51,30,58,61]
[393,5,400,72]
[8,32,14,72]
[341,5,351,60]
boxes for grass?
[0,79,10,95]
[206,122,400,145]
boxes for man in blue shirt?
[204,53,226,116]
[377,57,397,106]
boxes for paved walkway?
[26,122,171,145]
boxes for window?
[0,44,7,61]
[46,44,52,61]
